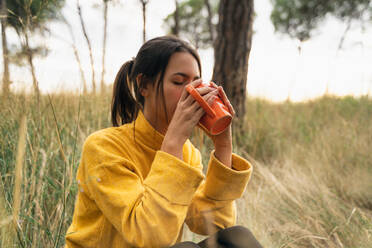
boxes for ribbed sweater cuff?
[144,151,204,205]
[203,151,252,201]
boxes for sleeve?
[185,149,252,235]
[81,134,204,247]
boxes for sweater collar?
[130,110,165,150]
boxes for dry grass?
[0,92,371,247]
[233,96,372,247]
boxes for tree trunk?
[1,0,11,95]
[141,1,147,43]
[77,0,96,94]
[204,0,214,43]
[63,17,88,94]
[173,0,179,36]
[337,17,352,52]
[212,0,254,119]
[73,45,88,94]
[101,0,108,95]
[24,31,40,98]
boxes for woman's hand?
[161,79,219,160]
[209,84,236,168]
[210,85,236,147]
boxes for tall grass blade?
[12,115,27,247]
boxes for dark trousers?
[170,226,263,248]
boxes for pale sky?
[3,0,372,102]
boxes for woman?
[65,36,262,248]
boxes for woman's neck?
[142,107,168,135]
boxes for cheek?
[174,88,184,102]
[167,86,183,101]
[166,87,184,111]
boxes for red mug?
[186,82,232,135]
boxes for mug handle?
[217,86,233,116]
[211,81,233,116]
[186,85,216,118]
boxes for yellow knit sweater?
[65,110,252,248]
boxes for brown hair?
[111,36,202,127]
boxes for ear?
[136,74,149,97]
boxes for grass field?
[0,92,371,247]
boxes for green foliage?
[163,0,219,49]
[4,0,65,93]
[6,0,65,33]
[270,0,331,41]
[332,0,372,20]
[8,43,50,67]
[270,0,372,41]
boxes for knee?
[220,225,254,238]
[225,225,252,234]
[218,225,262,248]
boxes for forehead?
[165,52,200,77]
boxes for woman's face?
[142,52,200,134]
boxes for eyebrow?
[172,72,200,80]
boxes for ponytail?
[111,59,142,126]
